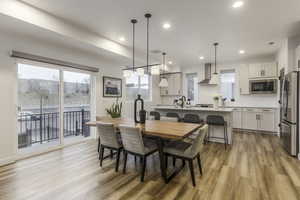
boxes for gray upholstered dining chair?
[118,125,158,182]
[97,122,123,172]
[183,113,204,141]
[163,124,208,186]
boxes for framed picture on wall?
[103,76,122,97]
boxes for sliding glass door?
[17,62,94,154]
[63,71,91,144]
[17,63,61,152]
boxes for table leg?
[156,137,167,183]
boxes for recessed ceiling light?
[199,56,205,60]
[168,61,173,65]
[119,37,125,42]
[163,23,171,29]
[269,42,275,45]
[239,50,245,54]
[232,1,244,8]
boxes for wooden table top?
[86,117,202,140]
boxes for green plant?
[213,96,219,101]
[106,99,122,118]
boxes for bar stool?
[149,111,160,120]
[206,115,228,149]
[166,112,181,122]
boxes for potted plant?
[106,98,122,118]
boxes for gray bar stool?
[166,112,181,122]
[206,115,228,149]
[149,111,160,120]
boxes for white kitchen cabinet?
[248,62,277,79]
[263,63,277,77]
[248,64,262,79]
[160,73,182,96]
[232,108,242,129]
[242,108,259,130]
[241,108,276,132]
[258,109,275,132]
[239,64,250,95]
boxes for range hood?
[199,63,218,85]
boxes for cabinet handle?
[240,88,242,93]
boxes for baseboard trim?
[233,128,277,135]
[0,156,16,167]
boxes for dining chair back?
[190,124,208,156]
[97,122,121,148]
[119,125,145,155]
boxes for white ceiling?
[20,0,300,67]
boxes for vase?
[213,100,219,109]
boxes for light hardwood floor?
[1,132,300,200]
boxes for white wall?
[0,31,163,166]
[179,56,279,108]
[0,32,125,166]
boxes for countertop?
[153,106,233,112]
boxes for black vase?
[134,94,146,124]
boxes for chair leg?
[134,155,137,164]
[165,155,168,170]
[224,125,227,150]
[173,157,176,166]
[115,148,121,172]
[123,151,128,174]
[110,150,114,159]
[188,159,196,187]
[141,156,147,182]
[182,159,185,167]
[97,138,100,152]
[99,146,104,167]
[197,154,203,175]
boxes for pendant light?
[213,42,218,75]
[159,52,168,87]
[123,19,137,78]
[210,42,219,85]
[132,19,140,76]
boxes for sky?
[18,63,90,83]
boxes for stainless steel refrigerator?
[280,71,299,156]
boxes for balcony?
[18,109,91,149]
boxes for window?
[186,73,198,103]
[220,70,235,101]
[125,73,151,101]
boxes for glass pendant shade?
[136,68,144,76]
[151,65,160,75]
[123,70,133,78]
[159,78,168,87]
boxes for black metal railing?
[18,109,90,148]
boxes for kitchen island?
[153,106,233,144]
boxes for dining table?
[86,116,202,183]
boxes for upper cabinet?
[239,64,250,95]
[160,73,182,96]
[248,62,278,79]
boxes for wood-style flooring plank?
[1,132,300,200]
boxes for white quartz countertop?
[154,106,233,112]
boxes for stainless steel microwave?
[249,79,277,94]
